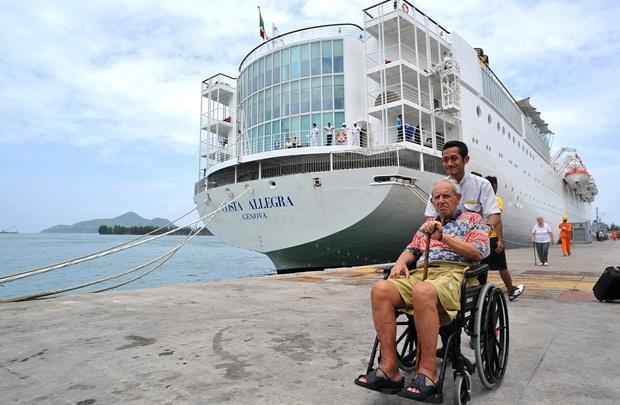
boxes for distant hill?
[41,212,172,234]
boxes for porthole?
[497,122,500,131]
[476,106,481,117]
[502,126,505,134]
[487,114,492,124]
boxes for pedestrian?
[558,216,572,256]
[531,217,553,265]
[483,176,525,300]
[336,123,348,145]
[396,114,403,142]
[310,123,321,146]
[350,122,360,146]
[423,141,520,302]
[324,122,334,146]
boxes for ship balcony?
[366,42,422,72]
[201,117,233,135]
[201,73,236,105]
[363,1,451,45]
[379,125,445,150]
[368,82,433,114]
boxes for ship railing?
[363,0,450,41]
[384,125,444,149]
[196,144,450,193]
[367,43,418,70]
[201,73,237,95]
[238,128,369,156]
[369,83,420,107]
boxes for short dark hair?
[485,175,498,192]
[442,140,468,159]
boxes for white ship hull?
[195,163,441,271]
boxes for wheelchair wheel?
[453,372,471,405]
[473,285,509,389]
[395,314,417,372]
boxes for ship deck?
[2,241,619,404]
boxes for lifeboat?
[564,164,590,191]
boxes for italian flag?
[258,7,267,41]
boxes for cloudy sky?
[1,0,618,232]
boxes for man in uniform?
[424,141,518,301]
[559,216,573,256]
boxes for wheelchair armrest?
[464,263,489,284]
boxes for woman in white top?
[531,217,554,265]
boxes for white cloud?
[1,0,618,155]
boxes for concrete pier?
[2,242,620,404]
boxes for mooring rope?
[0,205,199,284]
[0,225,208,302]
[0,186,252,286]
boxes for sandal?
[354,367,404,395]
[398,373,438,401]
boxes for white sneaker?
[509,284,525,301]
[543,262,549,266]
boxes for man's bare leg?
[410,282,440,382]
[364,280,405,381]
[499,269,514,291]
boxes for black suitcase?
[593,266,620,302]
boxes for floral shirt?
[407,210,490,264]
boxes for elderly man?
[355,179,490,401]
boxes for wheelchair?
[364,264,509,404]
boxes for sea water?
[0,233,275,299]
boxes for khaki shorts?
[389,263,469,324]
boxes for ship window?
[300,44,310,78]
[281,48,290,81]
[322,76,333,110]
[333,40,343,73]
[265,54,272,87]
[487,114,492,124]
[476,105,481,117]
[322,40,333,74]
[300,79,311,113]
[207,166,235,188]
[502,126,505,134]
[290,80,300,114]
[258,57,264,90]
[334,75,344,109]
[273,85,280,118]
[311,77,321,111]
[423,154,446,175]
[273,51,281,84]
[291,45,301,79]
[398,149,421,170]
[237,161,259,182]
[497,122,500,131]
[311,42,321,75]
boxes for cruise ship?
[193,0,597,273]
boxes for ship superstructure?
[194,1,596,272]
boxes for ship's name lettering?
[221,195,294,214]
[248,196,295,210]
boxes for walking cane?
[422,232,432,281]
[532,242,538,266]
